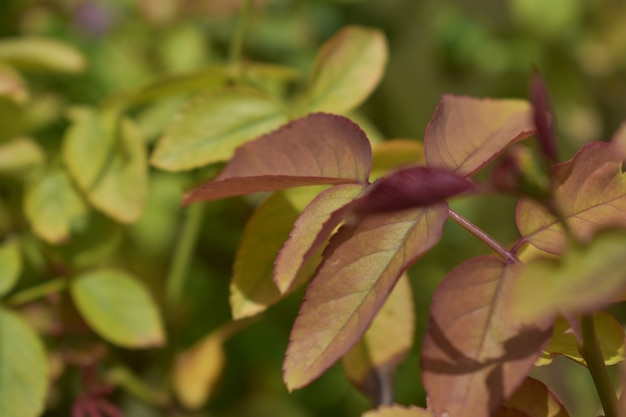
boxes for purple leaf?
[530,71,558,164]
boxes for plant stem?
[7,277,67,306]
[447,208,518,263]
[165,203,205,310]
[228,0,253,80]
[580,315,619,417]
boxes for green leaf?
[71,268,166,348]
[283,204,447,391]
[0,239,21,296]
[306,26,388,114]
[502,377,569,417]
[151,88,288,171]
[537,313,624,366]
[0,37,86,73]
[362,405,433,417]
[424,95,534,177]
[0,137,45,174]
[517,142,626,254]
[0,95,24,142]
[24,168,88,244]
[342,274,414,405]
[0,307,48,417]
[184,113,372,204]
[421,256,552,417]
[371,140,424,181]
[510,230,626,323]
[63,112,148,223]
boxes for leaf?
[306,26,388,114]
[0,37,86,73]
[283,203,447,391]
[24,168,89,244]
[421,256,552,417]
[424,95,535,177]
[274,184,366,294]
[184,113,372,204]
[517,142,626,254]
[502,377,569,417]
[0,307,48,417]
[529,71,558,164]
[151,88,288,171]
[612,121,626,158]
[0,239,21,296]
[371,140,424,181]
[509,230,626,323]
[0,137,45,174]
[356,167,475,214]
[63,112,148,223]
[342,274,414,406]
[363,405,433,417]
[0,95,24,142]
[537,313,624,366]
[71,268,165,348]
[0,64,28,103]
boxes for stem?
[165,203,205,310]
[228,0,253,80]
[447,208,518,263]
[580,315,619,417]
[7,277,67,306]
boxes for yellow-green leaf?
[0,137,45,174]
[71,268,165,348]
[0,239,21,296]
[371,140,424,181]
[503,377,569,417]
[0,307,48,417]
[306,26,388,114]
[0,95,24,142]
[151,88,288,171]
[24,168,88,244]
[0,37,86,73]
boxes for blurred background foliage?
[0,0,625,416]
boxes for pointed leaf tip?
[184,113,373,204]
[530,71,558,164]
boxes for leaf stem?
[228,0,253,80]
[7,277,67,306]
[580,315,619,417]
[165,203,205,310]
[447,208,518,263]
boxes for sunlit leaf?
[362,405,433,417]
[0,239,21,296]
[509,230,626,323]
[0,37,85,73]
[306,26,387,114]
[421,256,552,417]
[63,112,148,223]
[424,95,534,177]
[0,307,48,417]
[274,184,365,294]
[342,274,414,405]
[537,313,624,366]
[0,137,44,174]
[184,113,372,204]
[151,88,288,171]
[284,204,447,391]
[71,268,165,348]
[502,377,569,417]
[24,168,88,244]
[371,140,424,181]
[357,167,474,214]
[517,142,626,254]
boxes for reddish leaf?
[357,166,475,214]
[184,113,372,204]
[421,256,552,417]
[283,204,447,391]
[274,184,366,294]
[424,95,535,177]
[517,142,626,254]
[502,377,569,417]
[530,71,558,164]
[363,405,433,417]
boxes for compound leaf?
[421,256,552,417]
[184,113,372,204]
[0,307,48,417]
[306,26,387,114]
[517,142,626,254]
[342,274,414,405]
[283,204,447,391]
[424,95,534,177]
[71,268,165,348]
[151,88,287,171]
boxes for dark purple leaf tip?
[530,71,558,164]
